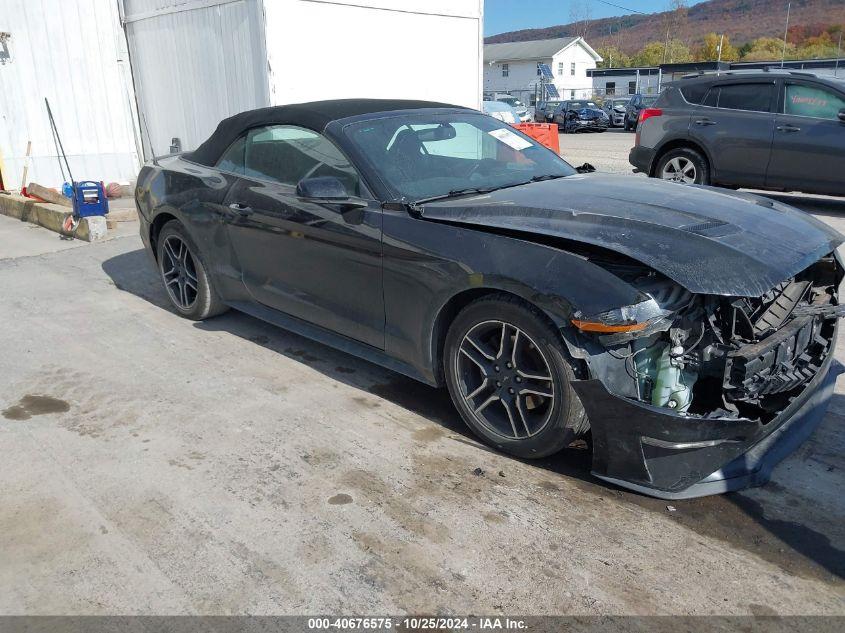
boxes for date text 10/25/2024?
[307,617,528,630]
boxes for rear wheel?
[156,221,228,320]
[444,296,589,459]
[656,147,710,185]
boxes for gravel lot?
[1,134,843,615]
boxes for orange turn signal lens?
[571,319,649,333]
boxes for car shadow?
[101,248,600,486]
[101,247,844,582]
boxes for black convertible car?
[136,99,843,499]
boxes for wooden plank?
[27,182,72,208]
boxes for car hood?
[418,173,843,297]
[576,108,605,119]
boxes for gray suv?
[629,70,845,196]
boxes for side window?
[784,84,845,120]
[715,83,774,112]
[680,83,710,105]
[702,87,720,108]
[216,135,246,174]
[243,125,360,195]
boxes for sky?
[484,0,708,36]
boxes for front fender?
[381,212,644,383]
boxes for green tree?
[597,45,631,68]
[631,42,666,66]
[796,32,838,59]
[696,33,739,62]
[741,37,796,62]
[631,40,691,66]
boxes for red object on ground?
[21,187,47,202]
[511,122,560,155]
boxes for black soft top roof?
[187,98,465,166]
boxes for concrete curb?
[0,194,107,242]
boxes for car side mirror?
[296,176,367,224]
[296,176,349,200]
[839,108,845,123]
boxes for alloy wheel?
[661,157,697,184]
[160,235,199,310]
[455,320,555,440]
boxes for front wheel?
[156,221,228,320]
[444,296,589,459]
[655,147,710,185]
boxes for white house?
[483,37,602,104]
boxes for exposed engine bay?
[574,254,841,423]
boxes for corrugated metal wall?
[0,0,140,189]
[121,0,269,158]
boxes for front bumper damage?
[571,323,840,499]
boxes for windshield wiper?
[413,187,495,206]
[412,175,568,208]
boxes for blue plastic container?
[71,181,109,218]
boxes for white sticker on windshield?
[488,128,532,151]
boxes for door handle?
[776,124,801,133]
[227,202,253,216]
[694,119,716,126]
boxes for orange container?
[511,122,560,154]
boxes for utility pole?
[717,34,724,63]
[781,2,791,68]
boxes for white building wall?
[0,0,140,189]
[483,59,546,97]
[265,0,483,110]
[123,0,483,157]
[552,45,596,99]
[121,0,269,160]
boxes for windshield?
[344,112,576,202]
[499,97,525,108]
[569,101,599,110]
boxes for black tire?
[443,295,589,459]
[623,117,631,131]
[654,147,711,186]
[156,220,228,320]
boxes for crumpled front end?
[568,252,843,498]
